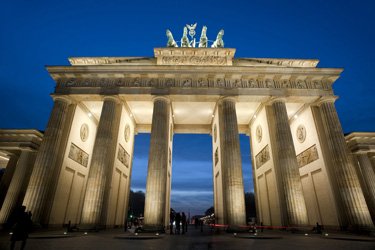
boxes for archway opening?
[129,133,255,223]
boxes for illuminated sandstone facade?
[0,47,373,231]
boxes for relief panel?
[68,143,89,167]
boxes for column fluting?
[22,97,75,224]
[354,153,375,223]
[143,97,170,229]
[0,154,19,208]
[80,96,122,227]
[318,99,373,229]
[218,97,246,226]
[0,151,36,224]
[266,99,308,226]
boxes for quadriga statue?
[166,29,178,47]
[181,27,190,47]
[211,29,224,48]
[198,26,208,48]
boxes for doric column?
[80,96,122,228]
[217,97,246,227]
[316,98,373,229]
[0,154,19,208]
[0,151,36,224]
[371,155,375,172]
[143,96,171,231]
[22,96,75,224]
[266,99,308,226]
[355,153,375,223]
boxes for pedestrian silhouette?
[175,212,181,234]
[181,212,186,234]
[170,210,175,235]
[10,206,32,250]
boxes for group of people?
[170,211,188,235]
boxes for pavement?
[0,225,374,250]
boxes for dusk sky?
[1,1,374,216]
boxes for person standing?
[181,212,186,234]
[175,212,181,235]
[10,206,32,250]
[170,211,175,235]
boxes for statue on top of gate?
[181,27,190,47]
[165,23,224,48]
[166,29,178,48]
[211,29,224,48]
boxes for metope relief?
[296,144,319,168]
[255,145,270,169]
[80,123,89,142]
[56,77,330,91]
[117,144,130,168]
[68,143,89,167]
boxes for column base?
[78,224,104,232]
[226,225,249,233]
[344,225,375,235]
[138,225,165,234]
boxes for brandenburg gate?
[0,26,374,232]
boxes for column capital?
[152,96,170,104]
[265,97,287,106]
[217,96,237,106]
[103,95,121,104]
[313,96,338,106]
[355,151,371,156]
[51,95,74,104]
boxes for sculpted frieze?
[56,77,330,91]
[161,55,228,66]
[68,143,89,167]
[117,144,130,168]
[296,144,319,168]
[255,145,270,169]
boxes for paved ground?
[0,225,374,250]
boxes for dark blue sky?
[1,0,374,215]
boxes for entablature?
[0,129,43,152]
[51,74,338,97]
[346,132,375,154]
[48,65,342,97]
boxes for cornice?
[68,57,156,66]
[67,53,319,68]
[234,58,319,68]
[0,129,43,138]
[47,64,343,76]
[345,132,375,141]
